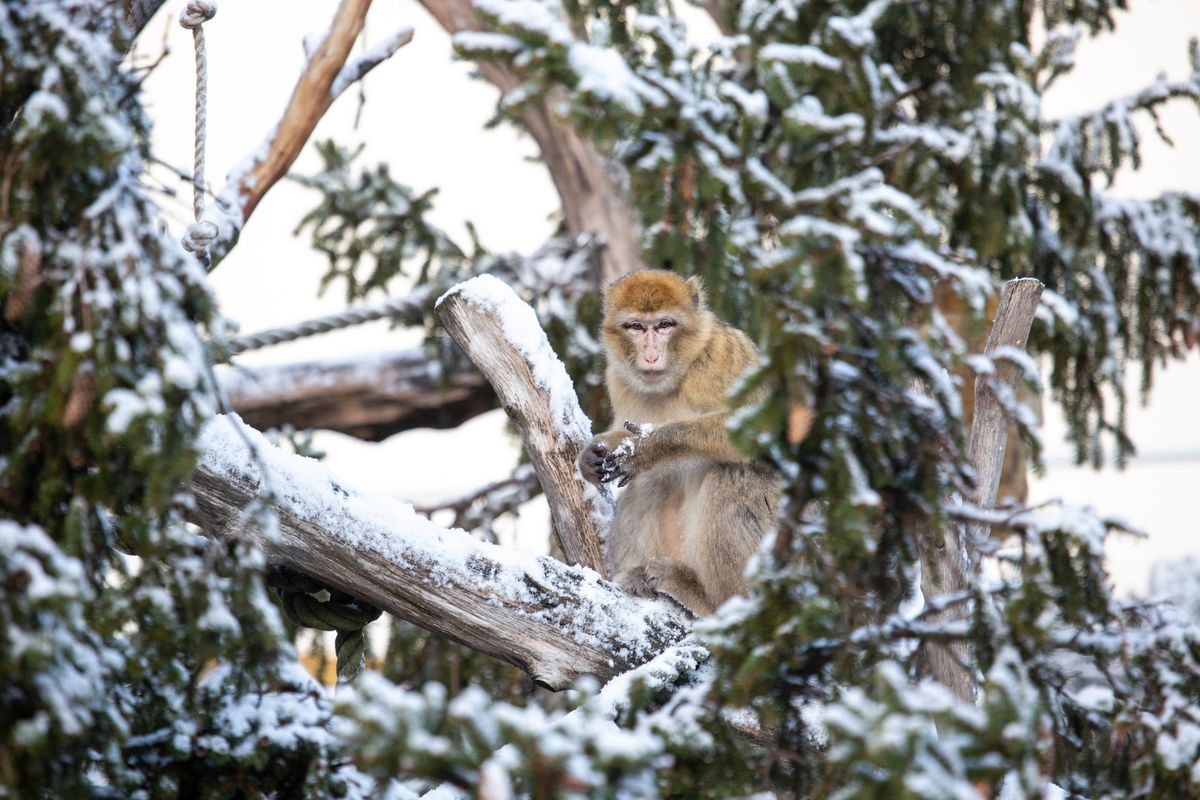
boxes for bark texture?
[919,277,1044,703]
[220,350,493,441]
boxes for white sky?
[136,0,1200,594]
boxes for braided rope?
[268,565,381,682]
[227,288,430,354]
[179,1,218,266]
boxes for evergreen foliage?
[0,4,356,796]
[4,0,1200,798]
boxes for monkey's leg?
[614,559,714,617]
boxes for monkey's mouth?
[637,367,669,381]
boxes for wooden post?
[919,277,1043,702]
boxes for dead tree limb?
[189,417,688,690]
[436,276,612,576]
[418,0,640,283]
[204,0,412,266]
[919,277,1044,703]
[219,349,493,440]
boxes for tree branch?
[919,277,1044,703]
[436,276,611,576]
[189,417,688,690]
[219,349,493,441]
[190,278,662,688]
[418,0,641,283]
[124,0,166,43]
[205,0,412,265]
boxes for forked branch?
[190,278,668,689]
[436,276,612,576]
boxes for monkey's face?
[602,270,711,396]
[609,312,694,394]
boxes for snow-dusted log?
[436,276,612,576]
[189,417,691,690]
[919,277,1044,703]
[220,349,492,441]
[418,0,640,283]
[204,0,412,266]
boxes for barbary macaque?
[579,270,790,615]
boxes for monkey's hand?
[579,423,651,486]
[598,422,653,487]
[578,431,622,485]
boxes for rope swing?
[179,0,219,266]
[176,1,381,680]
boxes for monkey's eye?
[624,322,646,332]
[655,320,676,331]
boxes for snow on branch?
[436,275,612,576]
[202,0,413,267]
[189,416,690,691]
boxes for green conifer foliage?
[0,4,355,795]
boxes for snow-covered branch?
[436,276,612,576]
[203,0,412,266]
[218,348,492,441]
[189,417,690,691]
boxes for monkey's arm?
[644,412,747,463]
[590,413,749,486]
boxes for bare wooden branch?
[189,417,689,690]
[206,0,411,264]
[418,0,640,283]
[964,278,1044,540]
[219,350,493,441]
[919,277,1044,703]
[436,278,611,576]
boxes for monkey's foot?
[614,565,657,598]
[615,559,710,617]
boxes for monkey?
[578,270,788,616]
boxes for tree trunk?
[189,419,688,690]
[418,0,642,283]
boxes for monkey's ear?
[685,275,706,308]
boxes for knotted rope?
[179,0,219,266]
[268,565,382,682]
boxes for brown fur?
[579,271,787,616]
